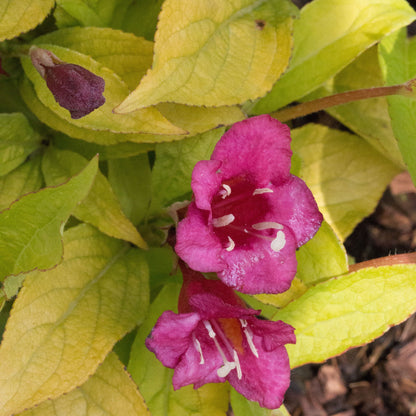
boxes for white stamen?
[271,230,286,252]
[253,188,274,195]
[220,184,232,199]
[226,236,235,252]
[203,320,236,378]
[233,350,242,379]
[217,361,236,378]
[193,334,205,364]
[252,222,284,231]
[240,320,259,358]
[203,320,217,338]
[212,214,235,228]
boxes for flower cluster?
[29,47,105,119]
[147,115,323,408]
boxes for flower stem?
[271,83,411,122]
[348,252,416,273]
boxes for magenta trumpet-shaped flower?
[146,265,296,409]
[175,115,323,294]
[29,47,105,119]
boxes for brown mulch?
[284,172,416,416]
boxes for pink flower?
[29,47,105,119]
[175,115,322,294]
[146,265,295,409]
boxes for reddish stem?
[271,84,404,122]
[349,252,416,273]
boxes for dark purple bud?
[29,47,105,119]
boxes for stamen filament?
[193,334,205,364]
[233,350,242,380]
[203,320,236,378]
[240,319,259,358]
[211,320,243,379]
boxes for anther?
[219,184,232,199]
[253,188,273,195]
[226,236,235,251]
[217,361,236,377]
[271,230,286,252]
[252,222,284,231]
[212,214,235,228]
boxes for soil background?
[281,1,416,409]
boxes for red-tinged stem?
[271,84,406,122]
[348,252,416,273]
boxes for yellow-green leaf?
[53,132,154,160]
[108,154,152,226]
[115,0,298,112]
[42,147,147,248]
[0,0,54,41]
[0,224,149,416]
[129,283,229,416]
[17,353,150,416]
[0,155,43,211]
[230,389,290,416]
[379,29,416,184]
[0,156,98,281]
[291,124,400,240]
[255,277,308,309]
[21,45,186,135]
[313,46,405,168]
[156,103,246,136]
[295,221,348,286]
[0,113,42,176]
[252,0,416,114]
[274,264,416,368]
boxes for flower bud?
[29,47,105,119]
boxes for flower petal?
[172,322,224,389]
[189,293,258,320]
[218,227,298,294]
[175,203,225,272]
[191,159,222,210]
[249,318,296,351]
[228,338,292,409]
[211,115,292,186]
[265,175,323,246]
[145,311,200,368]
